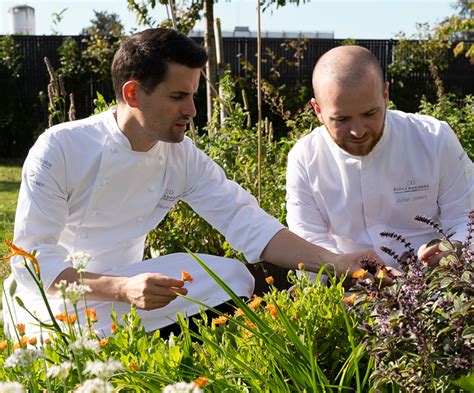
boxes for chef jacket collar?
[322,109,391,161]
[103,106,161,155]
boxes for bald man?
[286,45,473,271]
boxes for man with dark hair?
[5,31,386,338]
[286,45,473,277]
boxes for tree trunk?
[204,0,217,127]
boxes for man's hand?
[336,249,399,287]
[119,273,187,310]
[418,239,463,268]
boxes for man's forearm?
[48,267,128,303]
[261,228,339,272]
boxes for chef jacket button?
[80,231,88,239]
[101,178,109,187]
[149,186,156,192]
[136,216,144,222]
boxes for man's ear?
[122,81,140,108]
[383,81,390,106]
[311,97,323,123]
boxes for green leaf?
[438,241,454,252]
[453,373,474,390]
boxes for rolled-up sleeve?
[286,141,340,253]
[181,142,285,263]
[11,134,70,292]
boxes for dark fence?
[0,35,473,158]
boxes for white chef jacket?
[286,110,474,269]
[4,108,284,337]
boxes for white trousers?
[2,253,255,338]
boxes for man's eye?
[365,112,376,117]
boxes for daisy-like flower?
[65,282,92,304]
[68,337,99,352]
[248,294,263,310]
[181,270,193,283]
[343,294,357,304]
[129,360,140,371]
[352,269,368,279]
[5,348,45,368]
[13,336,28,350]
[16,323,25,335]
[55,312,77,325]
[211,314,229,326]
[85,308,97,323]
[111,322,117,334]
[0,341,8,351]
[84,359,123,379]
[194,376,208,388]
[266,304,278,318]
[162,382,203,393]
[46,361,72,380]
[0,381,25,393]
[54,280,68,296]
[265,276,274,284]
[98,338,108,347]
[74,378,114,393]
[297,262,305,270]
[65,252,92,273]
[27,337,37,346]
[234,308,245,318]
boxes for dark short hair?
[112,28,208,101]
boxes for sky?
[0,0,456,39]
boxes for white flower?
[162,382,203,393]
[84,359,123,379]
[4,348,45,368]
[65,282,92,304]
[66,252,93,273]
[55,279,68,296]
[47,361,73,380]
[0,382,25,393]
[74,378,114,393]
[69,337,99,352]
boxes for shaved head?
[312,46,384,102]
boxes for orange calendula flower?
[234,308,245,318]
[98,338,109,347]
[352,269,368,279]
[181,270,193,283]
[129,360,140,371]
[28,337,37,346]
[44,338,51,344]
[212,314,229,326]
[292,311,300,318]
[194,376,209,388]
[343,294,357,304]
[265,276,274,284]
[55,312,76,324]
[248,294,263,310]
[85,308,97,323]
[16,323,25,335]
[111,322,117,334]
[13,336,28,350]
[0,340,8,351]
[297,262,305,270]
[266,304,278,318]
[3,240,41,275]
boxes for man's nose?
[349,118,366,138]
[183,97,197,118]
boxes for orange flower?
[98,338,109,347]
[55,312,76,324]
[248,295,263,310]
[265,276,274,284]
[292,310,300,318]
[343,294,357,304]
[129,360,140,371]
[352,269,368,279]
[194,376,209,388]
[16,323,25,335]
[85,308,97,323]
[28,337,37,346]
[266,304,278,318]
[2,240,40,275]
[13,336,28,350]
[0,340,8,351]
[244,322,256,338]
[297,262,305,270]
[111,322,117,334]
[245,321,256,329]
[212,314,229,326]
[234,308,245,318]
[44,338,51,344]
[181,270,193,283]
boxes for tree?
[81,10,124,36]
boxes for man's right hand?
[118,273,187,310]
